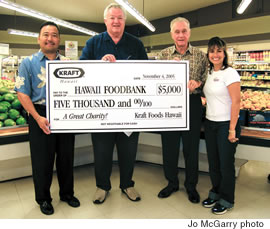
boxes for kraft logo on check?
[53,67,85,79]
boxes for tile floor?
[0,160,270,219]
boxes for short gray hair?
[170,17,190,32]
[104,3,127,19]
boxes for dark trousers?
[161,94,202,191]
[91,132,139,191]
[204,119,241,205]
[28,105,75,204]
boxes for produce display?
[0,86,27,128]
[241,80,270,88]
[240,90,270,111]
[0,79,15,90]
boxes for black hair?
[207,36,229,73]
[39,21,60,35]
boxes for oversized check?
[46,60,189,133]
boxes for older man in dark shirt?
[80,3,148,204]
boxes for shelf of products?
[1,56,18,83]
[233,62,270,89]
[233,50,270,62]
[240,81,270,89]
[233,49,270,130]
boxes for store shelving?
[233,50,270,130]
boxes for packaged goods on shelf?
[241,80,270,88]
[1,56,18,82]
[1,56,18,67]
[1,69,16,82]
[233,63,270,71]
[233,50,270,62]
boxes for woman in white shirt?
[202,37,241,215]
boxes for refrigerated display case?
[233,50,270,130]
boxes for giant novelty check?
[46,60,189,133]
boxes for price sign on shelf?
[46,60,189,133]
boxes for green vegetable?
[0,113,8,121]
[0,121,3,127]
[8,109,20,120]
[3,93,15,102]
[0,105,8,113]
[11,99,21,109]
[16,117,27,125]
[4,119,16,127]
[0,87,9,95]
[0,101,11,109]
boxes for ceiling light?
[0,0,98,36]
[237,0,252,14]
[115,0,156,32]
[7,28,38,38]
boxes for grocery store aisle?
[0,160,269,219]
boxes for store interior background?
[0,0,270,56]
[0,0,270,219]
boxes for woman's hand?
[228,130,239,143]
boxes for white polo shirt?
[203,67,240,121]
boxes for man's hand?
[102,54,116,62]
[187,80,201,92]
[36,116,51,135]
